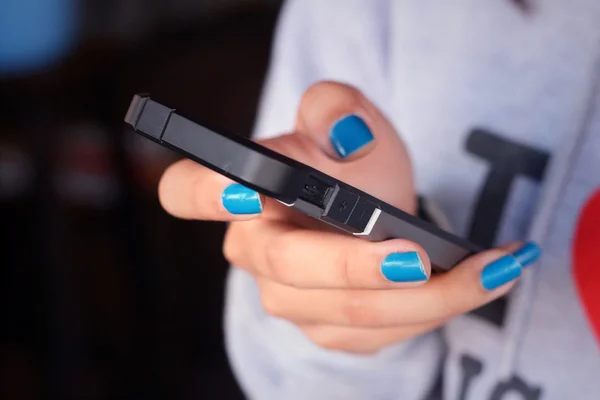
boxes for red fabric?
[573,189,600,344]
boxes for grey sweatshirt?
[224,1,600,399]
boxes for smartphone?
[124,94,483,271]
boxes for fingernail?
[381,252,428,282]
[481,255,522,291]
[512,242,541,268]
[330,115,374,158]
[222,183,262,215]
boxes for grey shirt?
[225,1,600,398]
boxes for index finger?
[158,159,265,221]
[254,243,541,327]
[224,218,432,289]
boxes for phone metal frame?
[124,94,483,271]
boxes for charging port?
[300,175,333,208]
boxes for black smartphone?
[124,94,483,271]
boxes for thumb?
[293,81,416,214]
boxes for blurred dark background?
[0,1,283,398]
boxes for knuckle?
[303,328,382,354]
[313,336,346,352]
[222,224,244,266]
[303,328,349,352]
[301,81,365,114]
[431,277,481,319]
[433,289,455,319]
[264,232,296,285]
[429,278,462,319]
[339,292,385,327]
[338,245,360,288]
[260,291,285,318]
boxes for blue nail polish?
[222,184,262,215]
[381,252,427,282]
[330,115,374,158]
[512,242,541,268]
[481,255,522,291]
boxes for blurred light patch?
[0,144,34,199]
[55,123,119,208]
[0,0,79,76]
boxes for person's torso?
[386,1,600,399]
[226,1,600,399]
[296,1,600,398]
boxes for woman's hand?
[158,82,540,354]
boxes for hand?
[158,82,541,354]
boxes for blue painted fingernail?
[330,115,374,158]
[222,184,262,215]
[481,255,522,291]
[381,252,428,282]
[512,242,541,268]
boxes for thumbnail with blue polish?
[481,255,522,291]
[381,252,427,282]
[512,242,541,267]
[330,115,374,158]
[222,184,262,215]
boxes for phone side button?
[322,187,358,225]
[347,198,378,233]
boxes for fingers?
[158,159,264,221]
[224,219,432,289]
[255,245,539,328]
[295,81,395,160]
[158,81,417,222]
[293,81,416,212]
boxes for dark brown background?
[0,1,282,398]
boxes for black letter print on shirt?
[456,356,544,400]
[466,129,549,248]
[465,129,549,325]
[457,354,484,400]
[489,376,543,400]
